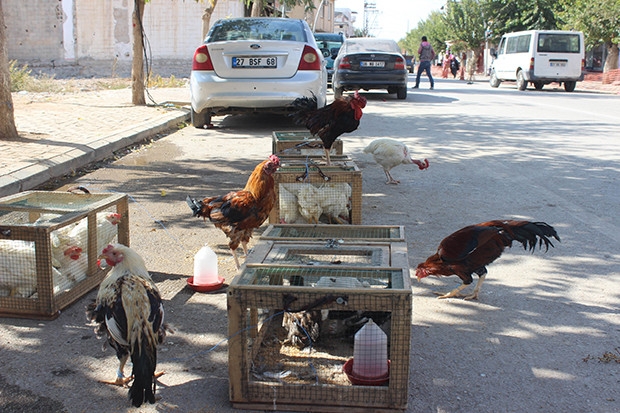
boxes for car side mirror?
[490,48,497,58]
[331,47,340,59]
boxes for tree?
[559,0,620,76]
[485,0,562,39]
[0,0,18,140]
[131,0,146,105]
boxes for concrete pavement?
[2,78,618,199]
[1,87,190,198]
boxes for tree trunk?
[0,0,19,140]
[251,0,262,17]
[201,0,218,41]
[602,43,619,84]
[131,0,146,105]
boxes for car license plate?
[361,61,385,67]
[550,62,566,67]
[232,56,277,68]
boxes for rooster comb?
[268,154,281,166]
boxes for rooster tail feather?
[186,196,204,217]
[512,221,560,252]
[289,94,318,124]
[128,338,157,407]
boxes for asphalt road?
[1,78,619,413]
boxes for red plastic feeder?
[187,276,225,292]
[343,358,390,386]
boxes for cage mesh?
[272,130,343,157]
[228,266,411,411]
[0,191,128,319]
[270,163,362,225]
[261,224,404,241]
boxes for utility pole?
[363,1,378,37]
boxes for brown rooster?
[186,155,280,269]
[86,244,168,407]
[290,91,367,165]
[416,220,560,300]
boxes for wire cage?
[272,130,343,158]
[227,265,412,412]
[261,224,405,242]
[269,161,362,225]
[0,191,129,319]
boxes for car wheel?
[191,108,211,128]
[516,70,527,91]
[396,87,407,99]
[534,81,544,90]
[564,81,576,92]
[489,70,501,88]
[334,87,344,99]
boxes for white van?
[489,30,585,92]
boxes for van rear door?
[533,32,583,79]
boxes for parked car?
[190,17,328,128]
[403,55,415,73]
[313,32,345,87]
[332,38,408,99]
[489,30,585,92]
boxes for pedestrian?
[466,50,476,84]
[450,54,460,78]
[441,51,450,78]
[413,36,435,90]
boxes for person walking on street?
[413,36,435,90]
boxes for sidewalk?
[0,87,190,198]
[1,77,618,199]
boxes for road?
[1,78,619,413]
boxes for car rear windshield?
[537,33,581,53]
[344,39,400,54]
[208,18,306,42]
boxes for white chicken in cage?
[297,184,323,224]
[317,182,352,224]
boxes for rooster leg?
[435,282,470,299]
[100,355,132,386]
[384,170,400,185]
[463,275,486,300]
[230,248,241,270]
[324,148,332,166]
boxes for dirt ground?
[1,76,619,413]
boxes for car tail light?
[581,58,585,71]
[529,57,535,71]
[298,45,321,70]
[192,45,213,71]
[395,57,405,70]
[339,57,351,69]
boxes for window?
[537,34,581,53]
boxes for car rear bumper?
[190,70,326,113]
[334,71,408,90]
[525,70,584,82]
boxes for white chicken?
[278,185,300,224]
[297,184,323,224]
[363,138,429,184]
[67,211,121,255]
[317,182,352,224]
[0,239,84,297]
[86,244,168,407]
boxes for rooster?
[416,220,560,300]
[186,155,281,269]
[86,244,167,407]
[290,91,367,165]
[363,138,429,184]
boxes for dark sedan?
[332,38,408,99]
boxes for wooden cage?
[227,265,412,412]
[0,191,129,319]
[227,225,412,411]
[269,160,362,225]
[272,130,343,158]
